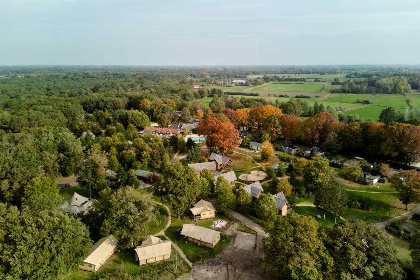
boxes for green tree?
[187,146,201,163]
[260,213,334,280]
[255,193,277,221]
[23,176,58,202]
[411,230,420,278]
[342,161,362,182]
[0,202,92,280]
[267,178,292,196]
[390,170,420,210]
[314,177,348,219]
[236,187,252,210]
[324,220,402,280]
[126,123,138,140]
[199,168,214,197]
[157,162,201,218]
[99,186,156,249]
[78,149,108,195]
[323,132,342,155]
[180,107,191,122]
[303,156,331,192]
[209,97,225,113]
[215,176,236,211]
[379,107,404,124]
[127,109,150,128]
[157,113,169,127]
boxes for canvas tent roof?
[135,236,171,261]
[209,153,231,165]
[188,162,217,172]
[190,200,216,215]
[84,235,118,267]
[214,171,237,183]
[134,170,152,178]
[273,192,288,210]
[181,224,220,244]
[244,181,264,198]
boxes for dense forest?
[1,66,420,280]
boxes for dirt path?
[295,202,316,207]
[170,153,187,163]
[375,204,420,229]
[345,189,398,194]
[225,209,268,238]
[152,202,193,268]
[234,148,265,170]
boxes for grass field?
[59,186,90,199]
[248,82,325,93]
[201,92,420,121]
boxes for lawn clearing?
[147,204,168,235]
[293,206,337,227]
[59,186,90,200]
[389,233,412,268]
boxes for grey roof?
[250,142,262,147]
[105,169,117,179]
[244,181,264,198]
[65,192,95,215]
[181,224,220,244]
[188,161,217,172]
[273,192,288,210]
[209,153,231,165]
[134,170,152,178]
[214,171,237,183]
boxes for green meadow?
[202,93,420,121]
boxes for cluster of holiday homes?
[141,120,199,137]
[79,200,221,272]
[188,152,289,216]
[79,235,172,272]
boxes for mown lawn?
[165,215,232,263]
[147,204,168,235]
[293,206,337,228]
[344,191,407,223]
[59,186,90,200]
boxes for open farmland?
[202,92,420,121]
[245,82,325,93]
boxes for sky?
[1,0,420,65]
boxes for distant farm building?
[80,235,118,272]
[134,236,172,266]
[180,224,221,248]
[190,200,216,220]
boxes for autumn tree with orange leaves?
[303,112,338,144]
[249,105,282,134]
[384,123,420,165]
[197,115,240,154]
[280,114,302,145]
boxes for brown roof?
[143,126,185,134]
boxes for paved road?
[225,209,269,238]
[375,204,420,229]
[153,202,193,268]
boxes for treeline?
[332,76,413,94]
[220,106,420,165]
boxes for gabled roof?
[134,170,152,178]
[135,236,172,261]
[250,141,262,147]
[105,169,117,179]
[273,192,288,210]
[209,153,231,165]
[188,161,217,172]
[84,235,118,267]
[65,192,95,215]
[190,200,216,215]
[214,171,237,183]
[244,181,264,198]
[181,224,220,244]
